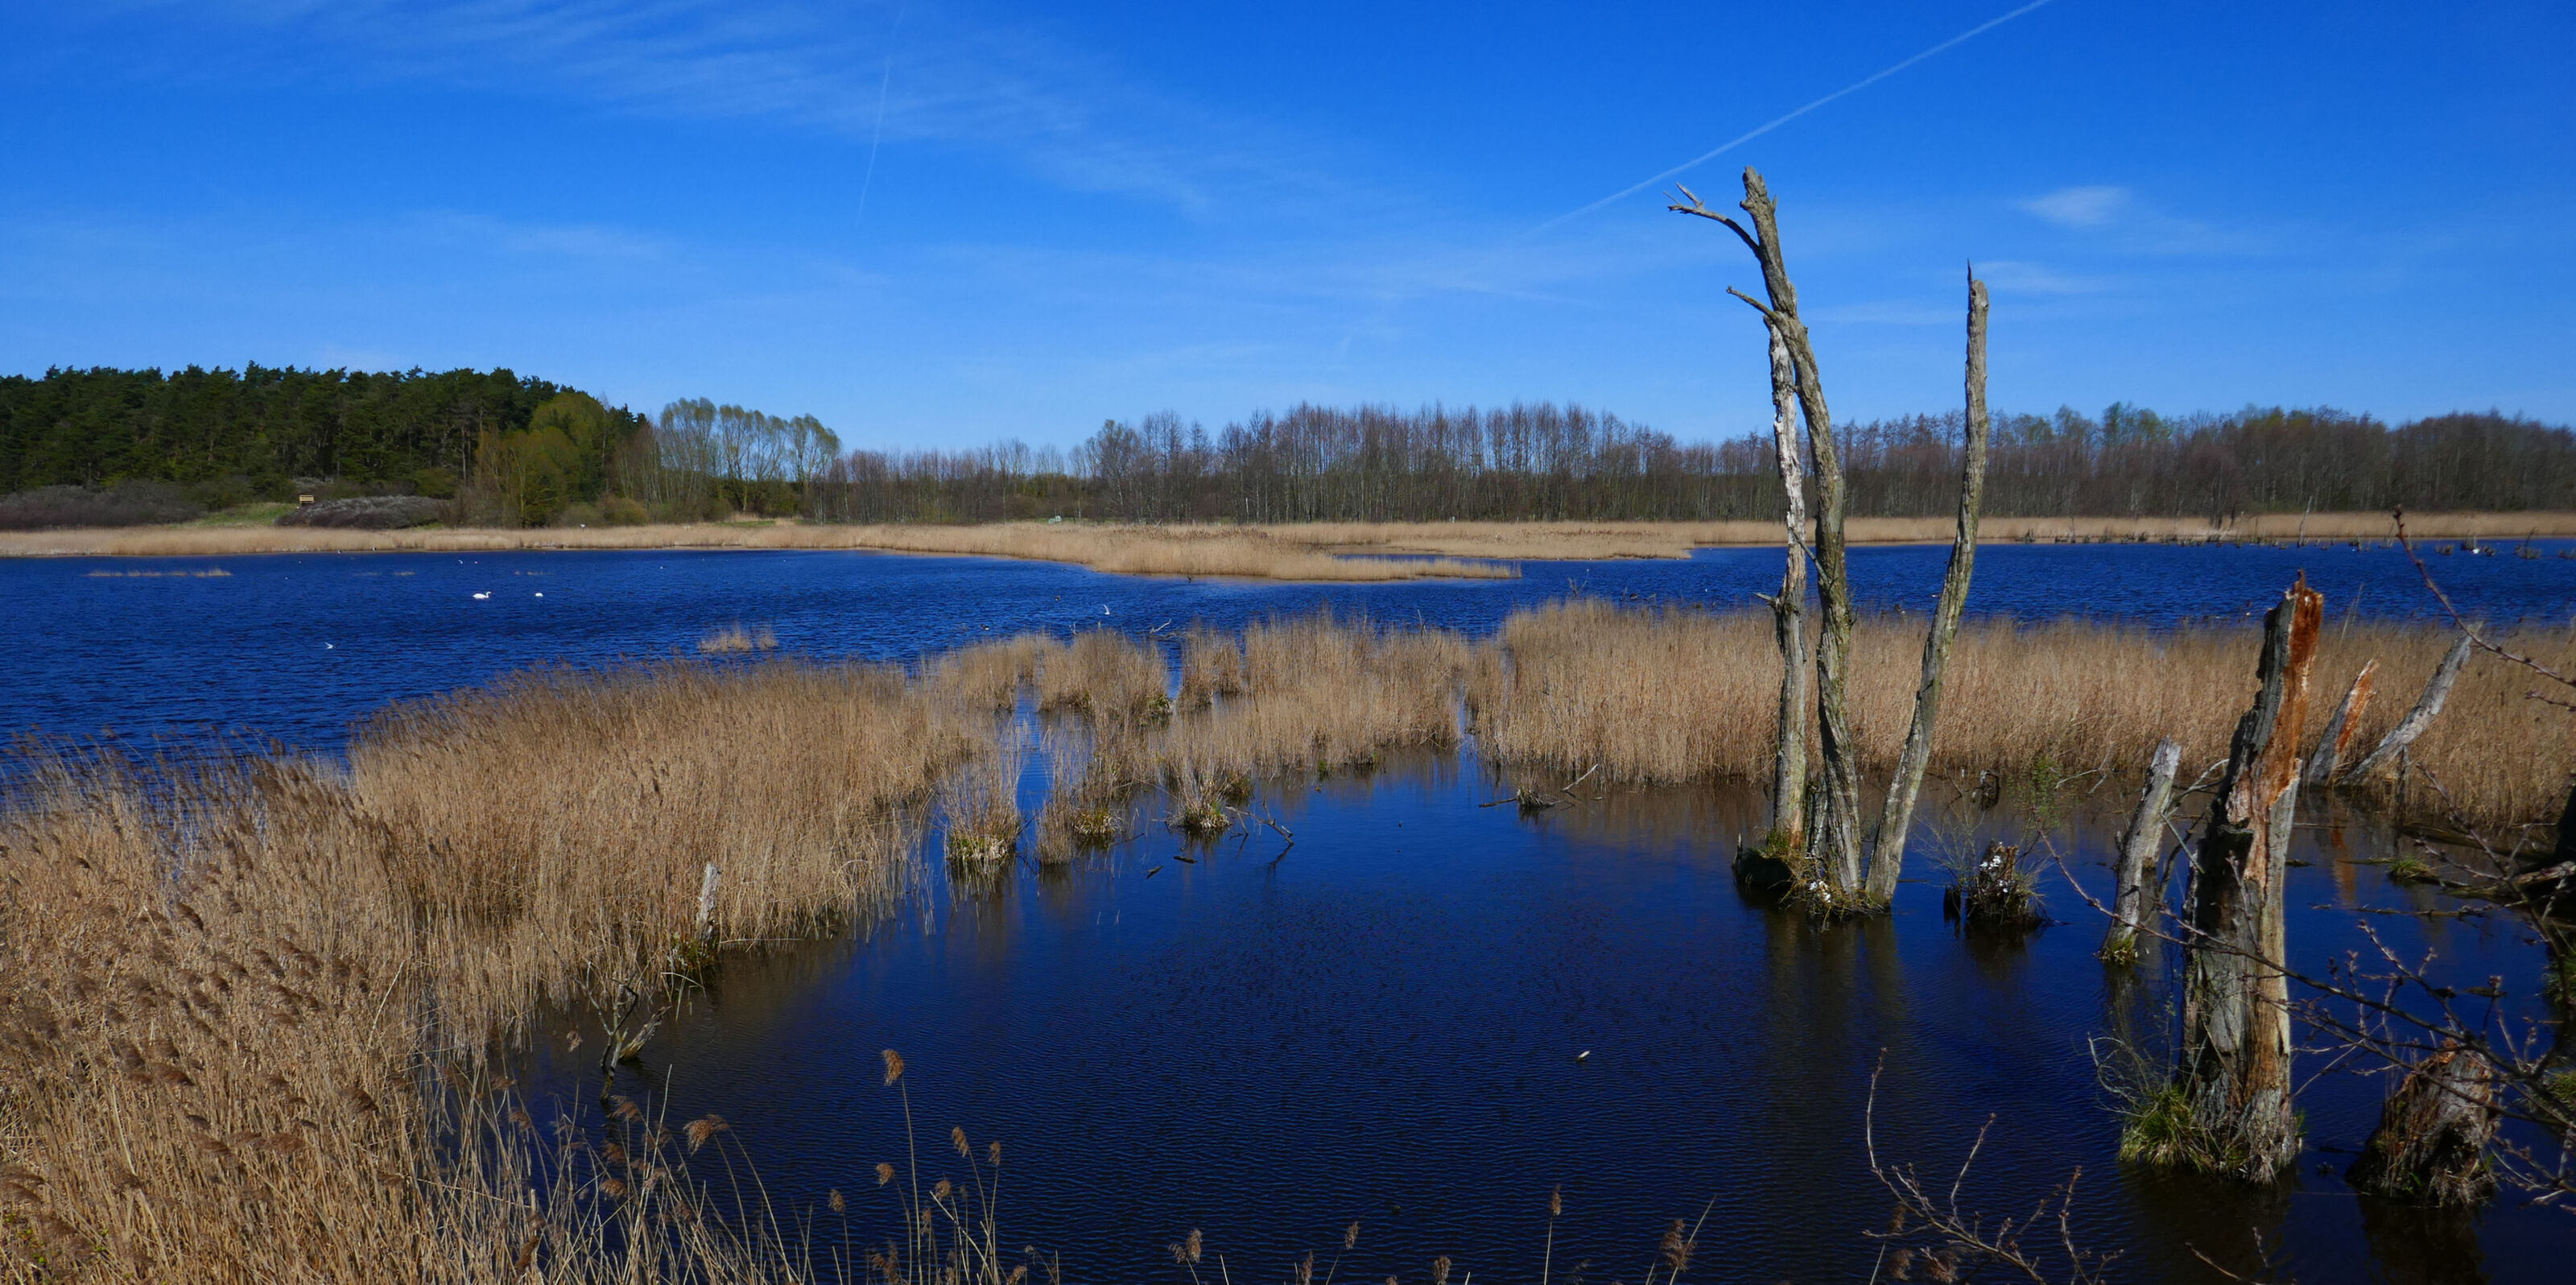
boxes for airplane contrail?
[1534,0,2063,233]
[856,2,911,225]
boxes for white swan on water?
[471,591,490,600]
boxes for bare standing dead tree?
[1674,174,1992,913]
[1755,322,1811,857]
[1672,167,1866,895]
[1862,271,1994,906]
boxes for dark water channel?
[521,755,2562,1284]
[6,542,2575,1280]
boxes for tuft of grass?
[2384,853,2439,884]
[698,622,780,654]
[1955,842,2048,932]
[944,725,1026,866]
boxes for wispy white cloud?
[2019,184,2128,227]
[94,0,1358,216]
[2014,184,2268,255]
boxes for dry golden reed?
[696,622,779,654]
[348,659,972,1038]
[14,512,2562,581]
[0,521,1517,582]
[0,654,996,1282]
[1468,600,2569,833]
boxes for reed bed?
[1179,615,1468,776]
[0,521,1517,582]
[1035,629,1168,721]
[1,658,989,1280]
[926,632,1056,711]
[13,512,2564,578]
[346,660,972,1039]
[1469,601,2570,833]
[1284,512,2576,560]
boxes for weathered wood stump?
[2103,738,2182,965]
[2154,576,2322,1182]
[2347,1043,2502,1205]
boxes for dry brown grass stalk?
[13,512,2561,578]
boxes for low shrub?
[274,495,448,530]
[0,481,203,529]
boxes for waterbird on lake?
[471,591,490,600]
[1575,1051,1591,1062]
[534,592,543,597]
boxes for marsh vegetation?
[2,594,2564,1279]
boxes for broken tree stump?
[2103,738,2182,965]
[2347,1043,2502,1206]
[2162,576,2322,1182]
[2343,636,2472,783]
[2302,660,2376,787]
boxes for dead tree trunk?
[1861,272,1992,905]
[2347,1043,2501,1206]
[2303,660,2377,787]
[2343,635,2472,782]
[2103,738,2182,965]
[2169,576,2322,1183]
[1670,168,1860,892]
[1757,321,1811,852]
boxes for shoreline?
[1,512,2567,581]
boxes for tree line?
[0,365,594,506]
[6,365,2570,527]
[806,402,2576,523]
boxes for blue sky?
[2,1,2569,449]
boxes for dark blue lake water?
[6,540,2572,750]
[6,542,2574,1282]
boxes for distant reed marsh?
[9,512,2567,581]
